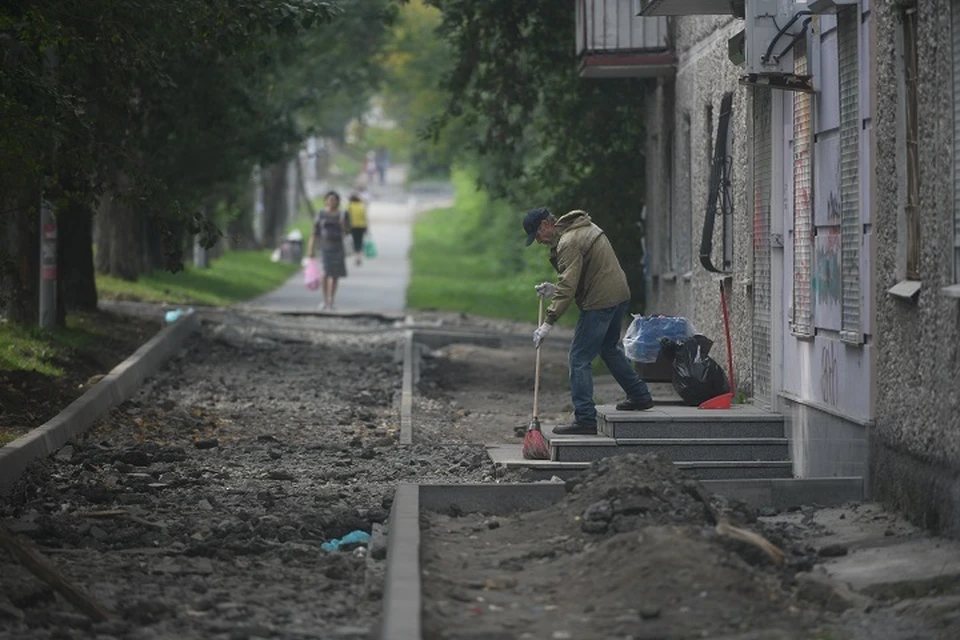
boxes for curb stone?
[0,311,201,493]
[400,331,415,445]
[380,484,421,640]
[379,483,566,640]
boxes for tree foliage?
[377,0,461,178]
[425,0,650,309]
[1,0,396,324]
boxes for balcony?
[638,0,743,16]
[577,0,675,79]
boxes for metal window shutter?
[793,41,815,337]
[753,89,773,409]
[954,1,960,279]
[838,8,861,342]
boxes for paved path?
[248,165,451,316]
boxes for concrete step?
[547,434,789,463]
[598,403,784,439]
[486,444,793,481]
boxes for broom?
[522,296,550,460]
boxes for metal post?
[39,199,57,328]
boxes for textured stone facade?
[644,17,754,397]
[872,0,960,536]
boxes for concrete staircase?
[486,401,864,508]
[546,404,792,480]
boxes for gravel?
[0,313,494,639]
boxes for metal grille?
[753,90,773,408]
[793,40,815,337]
[838,8,861,342]
[953,1,960,280]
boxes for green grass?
[406,167,573,325]
[331,150,363,178]
[0,313,116,377]
[97,250,299,306]
[287,215,315,241]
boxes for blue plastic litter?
[164,307,194,324]
[622,315,696,363]
[321,529,371,552]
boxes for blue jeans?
[570,300,652,425]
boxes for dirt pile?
[421,454,842,640]
[562,453,755,532]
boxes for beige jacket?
[544,210,630,325]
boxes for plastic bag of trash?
[321,529,371,552]
[661,335,730,406]
[622,315,696,363]
[304,258,322,291]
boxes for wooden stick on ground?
[0,523,111,622]
[685,482,786,566]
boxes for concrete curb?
[0,311,200,494]
[379,483,566,640]
[703,477,864,510]
[400,331,415,445]
[410,329,501,351]
[381,484,421,640]
[399,329,502,445]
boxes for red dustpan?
[700,282,735,410]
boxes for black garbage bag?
[660,335,730,406]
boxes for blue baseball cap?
[523,207,551,246]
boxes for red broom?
[522,296,550,460]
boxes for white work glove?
[533,322,552,348]
[535,282,558,299]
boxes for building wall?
[772,8,876,480]
[645,16,755,398]
[873,0,960,536]
[644,10,876,482]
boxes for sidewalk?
[248,164,451,315]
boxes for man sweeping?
[523,207,655,435]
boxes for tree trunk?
[261,162,288,250]
[140,214,163,276]
[94,175,142,281]
[1,191,40,325]
[58,198,98,313]
[295,155,316,219]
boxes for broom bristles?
[522,428,550,460]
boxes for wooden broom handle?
[533,296,543,418]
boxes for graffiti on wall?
[820,340,839,406]
[814,227,842,330]
[826,189,841,224]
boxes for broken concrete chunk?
[796,571,872,613]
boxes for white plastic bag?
[622,315,696,363]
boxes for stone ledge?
[0,311,200,494]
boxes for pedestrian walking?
[523,207,655,435]
[364,151,377,187]
[307,190,350,310]
[375,145,390,186]
[346,193,369,267]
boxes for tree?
[377,0,461,178]
[426,0,649,308]
[1,0,400,325]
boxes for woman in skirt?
[307,190,349,310]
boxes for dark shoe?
[552,422,598,436]
[616,397,655,411]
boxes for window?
[952,1,960,286]
[838,6,862,341]
[903,6,921,280]
[890,3,923,301]
[793,38,815,338]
